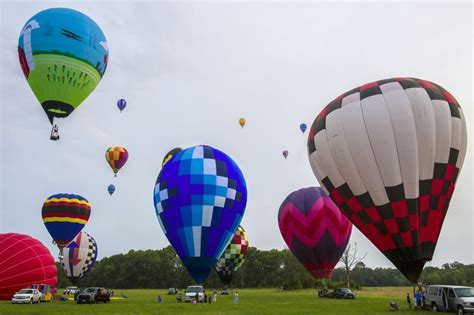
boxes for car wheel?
[457,306,464,315]
[431,303,438,312]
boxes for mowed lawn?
[0,287,421,314]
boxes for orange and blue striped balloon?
[41,193,91,249]
[105,146,128,176]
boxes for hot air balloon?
[214,226,249,285]
[153,145,247,284]
[300,123,307,134]
[107,184,115,196]
[162,147,182,167]
[239,118,246,128]
[278,187,352,278]
[117,98,126,112]
[282,150,289,159]
[18,8,109,140]
[42,193,91,250]
[105,146,129,177]
[307,77,468,283]
[0,233,57,300]
[60,231,98,285]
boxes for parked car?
[425,285,474,314]
[329,288,356,299]
[76,287,110,304]
[64,286,79,295]
[221,286,230,295]
[185,285,205,303]
[167,288,177,295]
[12,289,42,304]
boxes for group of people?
[159,289,239,304]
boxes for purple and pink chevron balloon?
[278,187,352,278]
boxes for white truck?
[185,285,205,303]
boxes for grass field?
[0,287,423,314]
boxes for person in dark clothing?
[406,293,412,310]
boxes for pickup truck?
[76,287,110,304]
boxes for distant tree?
[339,242,367,288]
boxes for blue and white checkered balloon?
[153,145,247,284]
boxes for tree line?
[56,246,474,289]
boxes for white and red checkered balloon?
[307,78,467,283]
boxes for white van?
[425,285,474,314]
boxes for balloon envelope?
[239,118,246,128]
[300,123,307,133]
[162,147,182,167]
[0,233,57,300]
[153,145,247,284]
[60,231,98,282]
[282,150,288,159]
[278,187,352,278]
[42,193,91,249]
[18,8,108,124]
[307,77,467,283]
[105,146,129,175]
[214,226,249,285]
[107,184,115,196]
[117,99,126,112]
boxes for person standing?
[233,291,239,304]
[406,293,412,310]
[415,290,422,310]
[213,290,217,302]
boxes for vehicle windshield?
[455,288,474,297]
[339,289,350,292]
[84,288,97,293]
[187,287,203,293]
[18,289,33,294]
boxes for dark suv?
[77,287,110,304]
[330,288,356,299]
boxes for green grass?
[0,288,420,314]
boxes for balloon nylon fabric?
[60,231,98,281]
[214,226,249,285]
[42,193,91,248]
[307,77,467,283]
[18,8,108,124]
[0,233,57,300]
[278,187,352,278]
[154,145,247,284]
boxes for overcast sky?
[1,1,472,269]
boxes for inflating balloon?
[0,233,57,300]
[154,145,247,284]
[117,99,126,112]
[60,231,98,284]
[107,184,115,196]
[42,193,91,250]
[18,8,108,140]
[105,146,129,177]
[307,77,467,283]
[282,150,289,159]
[239,118,246,128]
[300,123,307,134]
[278,187,352,278]
[214,226,249,285]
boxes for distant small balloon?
[117,99,126,112]
[239,118,246,128]
[300,123,307,134]
[283,150,288,159]
[107,184,115,196]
